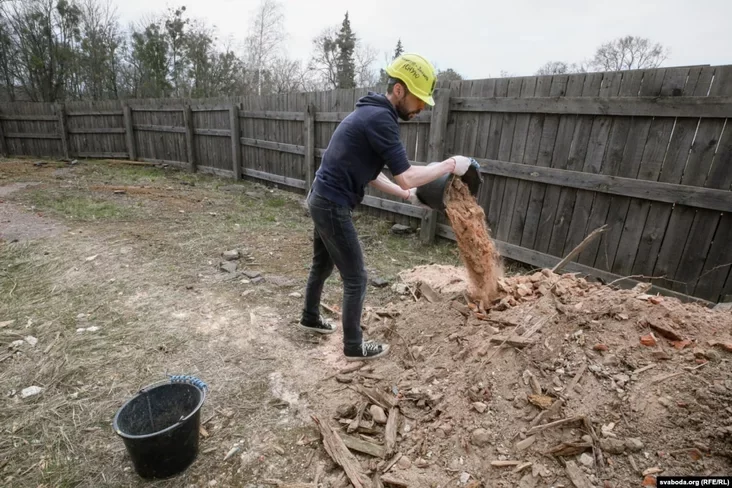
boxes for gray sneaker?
[344,341,390,361]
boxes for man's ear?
[393,82,406,99]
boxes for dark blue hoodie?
[311,92,411,209]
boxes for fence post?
[230,103,242,180]
[183,104,196,173]
[421,87,452,244]
[122,104,137,161]
[304,103,316,194]
[0,110,7,157]
[56,103,70,160]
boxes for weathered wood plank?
[67,127,126,134]
[4,132,62,140]
[0,114,58,121]
[0,114,6,156]
[193,128,231,137]
[304,104,316,193]
[496,76,538,242]
[421,87,451,244]
[133,124,187,134]
[631,67,697,280]
[243,168,306,189]
[76,152,129,159]
[449,95,732,118]
[535,73,590,255]
[65,110,123,117]
[240,137,305,155]
[610,69,669,275]
[239,110,304,121]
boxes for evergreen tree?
[335,12,355,89]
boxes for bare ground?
[1,157,729,488]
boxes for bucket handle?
[167,374,208,393]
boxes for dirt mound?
[320,266,732,487]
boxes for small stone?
[219,261,238,273]
[391,283,409,295]
[288,292,302,298]
[470,428,491,447]
[705,350,721,361]
[222,250,240,261]
[600,438,626,454]
[472,402,487,413]
[593,344,609,352]
[21,386,43,398]
[370,405,387,424]
[579,453,594,466]
[397,456,412,469]
[335,375,352,384]
[460,472,471,484]
[242,270,261,279]
[251,276,265,285]
[9,340,25,349]
[391,224,413,235]
[625,438,644,452]
[515,435,536,451]
[370,277,389,288]
[640,334,657,347]
[24,336,38,347]
[614,374,630,386]
[581,435,593,444]
[208,481,218,487]
[415,458,429,468]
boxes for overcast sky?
[114,0,732,80]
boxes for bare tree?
[354,43,378,88]
[245,0,284,95]
[308,26,339,89]
[436,68,463,83]
[590,35,669,71]
[269,55,305,93]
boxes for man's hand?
[451,156,472,176]
[406,188,429,208]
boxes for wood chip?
[490,460,521,467]
[311,415,368,488]
[348,403,368,434]
[419,283,443,303]
[528,394,553,410]
[544,442,592,457]
[338,433,386,459]
[566,362,587,396]
[385,407,399,457]
[526,416,584,436]
[643,467,663,476]
[489,335,536,348]
[513,462,533,473]
[382,452,403,474]
[565,460,593,488]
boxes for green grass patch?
[26,191,133,221]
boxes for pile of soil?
[317,267,732,487]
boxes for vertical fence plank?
[123,104,137,161]
[421,87,451,244]
[304,103,316,193]
[230,103,241,180]
[183,104,196,172]
[0,111,6,156]
[56,103,69,159]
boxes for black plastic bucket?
[113,378,207,479]
[416,159,484,211]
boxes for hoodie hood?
[355,92,397,118]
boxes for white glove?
[406,188,429,208]
[451,156,471,176]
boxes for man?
[299,53,471,361]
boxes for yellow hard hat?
[385,53,437,106]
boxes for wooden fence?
[1,65,731,303]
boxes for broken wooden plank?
[311,415,368,488]
[489,335,536,348]
[526,416,585,436]
[338,433,386,459]
[385,407,399,456]
[565,460,593,488]
[354,385,398,410]
[544,441,592,457]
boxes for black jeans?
[303,191,366,348]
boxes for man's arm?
[369,172,410,200]
[392,157,457,190]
